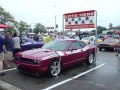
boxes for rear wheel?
[48,60,61,77]
[86,53,94,65]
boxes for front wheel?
[86,53,94,65]
[48,60,61,77]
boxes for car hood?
[18,48,58,60]
[101,42,117,46]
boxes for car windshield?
[21,38,34,44]
[103,38,119,43]
[42,41,69,51]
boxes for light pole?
[55,16,56,32]
[53,1,57,33]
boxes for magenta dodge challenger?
[15,39,96,77]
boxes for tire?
[86,53,94,65]
[99,47,102,51]
[48,60,61,77]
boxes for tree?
[97,26,107,34]
[33,23,47,34]
[0,6,15,24]
[109,23,113,29]
[16,21,29,34]
[91,30,96,34]
[0,6,17,33]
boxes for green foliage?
[33,23,47,34]
[0,6,29,34]
[97,26,107,34]
[5,28,16,34]
[0,6,18,34]
[16,21,29,33]
[91,30,96,33]
[0,6,15,24]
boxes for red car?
[99,38,119,51]
[14,39,96,77]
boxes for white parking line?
[0,68,17,73]
[43,63,106,90]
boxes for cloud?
[0,0,120,31]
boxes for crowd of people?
[28,32,96,45]
[0,31,119,76]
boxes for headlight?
[33,60,40,64]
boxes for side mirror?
[71,47,77,51]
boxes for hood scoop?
[44,50,51,52]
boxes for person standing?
[12,33,21,57]
[4,31,14,68]
[33,34,39,41]
[44,33,53,44]
[89,34,96,45]
[0,36,6,76]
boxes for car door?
[63,41,85,65]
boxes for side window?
[79,41,86,47]
[69,42,82,50]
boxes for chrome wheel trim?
[89,54,94,64]
[50,61,61,76]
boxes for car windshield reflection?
[42,41,69,51]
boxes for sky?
[0,0,120,31]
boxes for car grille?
[19,57,33,64]
[16,57,38,64]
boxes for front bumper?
[99,45,114,50]
[15,60,48,75]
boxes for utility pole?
[55,16,56,33]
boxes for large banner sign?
[64,10,96,29]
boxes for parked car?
[15,39,96,77]
[98,38,119,51]
[21,38,44,51]
[97,35,106,41]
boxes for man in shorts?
[0,36,6,76]
[4,31,14,68]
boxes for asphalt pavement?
[0,50,120,90]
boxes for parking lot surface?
[0,50,120,90]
